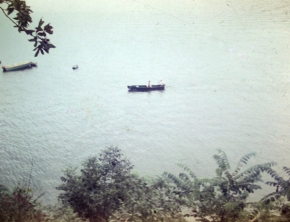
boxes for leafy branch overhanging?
[0,0,55,56]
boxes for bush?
[0,184,47,222]
[57,146,134,222]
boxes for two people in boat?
[147,80,165,87]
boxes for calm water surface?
[1,0,290,203]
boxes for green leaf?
[44,23,53,34]
[34,49,40,57]
[7,8,14,15]
[47,43,56,49]
[37,32,46,37]
[25,29,34,35]
[38,18,44,28]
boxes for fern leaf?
[176,163,198,180]
[265,168,282,181]
[163,172,183,187]
[261,192,281,203]
[265,181,278,187]
[179,173,190,181]
[232,152,256,176]
[213,149,230,171]
[238,162,276,178]
[283,166,290,176]
[224,170,234,184]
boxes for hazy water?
[1,0,290,204]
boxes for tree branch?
[0,6,19,28]
[0,1,55,56]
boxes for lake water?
[1,0,290,204]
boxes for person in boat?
[159,80,164,85]
[148,81,151,87]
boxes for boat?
[127,84,165,92]
[72,65,78,70]
[2,61,37,72]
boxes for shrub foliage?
[164,149,276,222]
[0,184,47,222]
[2,147,290,222]
[57,146,134,222]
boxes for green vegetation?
[0,0,55,56]
[57,147,135,222]
[0,183,47,221]
[263,166,290,202]
[1,147,290,222]
[163,149,276,221]
[56,147,183,222]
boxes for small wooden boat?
[2,61,37,72]
[72,65,78,70]
[127,84,165,92]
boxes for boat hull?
[2,61,37,72]
[127,85,165,92]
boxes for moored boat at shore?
[2,61,37,72]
